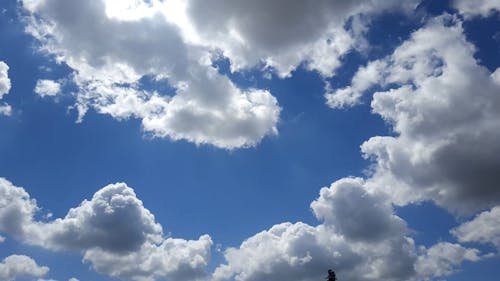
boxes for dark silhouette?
[326,269,337,281]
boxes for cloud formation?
[327,15,500,215]
[35,79,61,97]
[19,0,424,149]
[414,242,482,280]
[21,0,280,149]
[0,254,49,281]
[453,0,500,18]
[185,0,417,77]
[0,61,12,116]
[452,206,500,249]
[0,178,212,281]
[214,177,480,281]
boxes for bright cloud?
[452,206,500,249]
[19,0,424,149]
[1,1,499,281]
[185,0,417,77]
[0,61,12,116]
[327,15,500,215]
[214,177,481,281]
[415,242,482,280]
[0,178,212,281]
[0,254,49,281]
[21,0,280,149]
[453,0,500,18]
[35,79,61,97]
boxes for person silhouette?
[326,269,337,281]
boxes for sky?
[0,0,500,281]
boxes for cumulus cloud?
[327,15,500,215]
[19,0,424,148]
[452,206,500,249]
[21,0,280,149]
[0,254,49,281]
[213,177,479,281]
[311,177,406,242]
[35,79,61,97]
[185,0,417,77]
[0,178,212,281]
[0,61,12,116]
[415,242,482,280]
[453,0,500,18]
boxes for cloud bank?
[0,178,212,281]
[214,177,484,281]
[21,0,280,149]
[327,15,500,215]
[20,0,424,149]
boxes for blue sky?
[0,1,500,281]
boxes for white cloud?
[452,205,500,249]
[310,177,406,242]
[21,0,280,149]
[0,61,10,98]
[185,0,417,77]
[19,0,423,148]
[0,61,12,116]
[327,15,500,215]
[0,178,212,281]
[214,177,479,281]
[415,242,482,281]
[453,0,500,18]
[35,79,61,97]
[0,255,49,281]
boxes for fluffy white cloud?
[327,15,500,215]
[453,0,500,18]
[415,242,482,280]
[21,0,280,149]
[213,177,479,281]
[311,177,406,242]
[0,255,49,281]
[0,61,12,116]
[20,0,423,148]
[0,178,212,281]
[185,0,417,77]
[35,79,61,97]
[0,61,10,98]
[452,205,500,249]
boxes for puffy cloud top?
[21,0,280,149]
[0,255,49,281]
[0,178,212,281]
[452,206,500,249]
[327,16,500,215]
[35,79,61,97]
